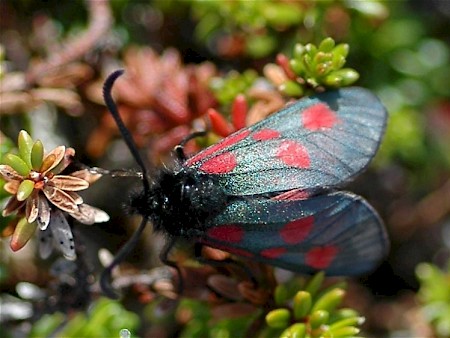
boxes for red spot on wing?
[276,140,310,168]
[252,128,281,141]
[207,224,244,243]
[186,130,250,166]
[261,247,286,258]
[199,152,237,174]
[280,216,314,244]
[305,245,339,269]
[302,103,339,131]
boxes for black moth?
[100,70,389,298]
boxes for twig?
[26,0,113,85]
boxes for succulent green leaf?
[17,179,35,201]
[333,308,360,321]
[329,316,365,329]
[245,34,277,58]
[316,61,333,76]
[29,313,66,338]
[31,140,44,171]
[304,271,324,298]
[293,291,312,319]
[194,12,221,41]
[319,38,336,53]
[331,54,347,70]
[312,288,345,313]
[18,130,33,169]
[324,69,359,87]
[302,54,314,74]
[280,323,306,338]
[309,309,329,329]
[293,43,305,59]
[333,43,349,58]
[263,3,303,26]
[265,308,291,329]
[2,154,30,176]
[274,284,290,306]
[279,80,304,97]
[314,51,332,64]
[304,43,317,55]
[289,59,304,75]
[328,325,360,336]
[243,69,258,84]
[10,217,37,251]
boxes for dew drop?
[119,329,131,338]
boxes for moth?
[100,70,389,297]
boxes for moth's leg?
[159,237,184,295]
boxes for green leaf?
[17,179,35,201]
[31,140,44,171]
[293,291,312,319]
[18,130,33,169]
[331,53,346,70]
[263,3,303,26]
[328,325,360,336]
[280,323,306,338]
[311,288,345,313]
[304,271,324,298]
[29,313,66,338]
[319,38,336,53]
[274,284,290,306]
[324,69,359,87]
[329,316,365,329]
[309,309,329,329]
[2,154,30,176]
[333,43,349,58]
[293,43,306,59]
[266,308,291,329]
[246,34,277,58]
[10,218,37,251]
[279,80,304,97]
[289,59,304,75]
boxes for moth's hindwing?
[202,191,388,276]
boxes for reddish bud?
[208,108,234,137]
[231,94,248,130]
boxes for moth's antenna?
[102,70,150,194]
[101,70,151,298]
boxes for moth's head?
[128,182,162,211]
